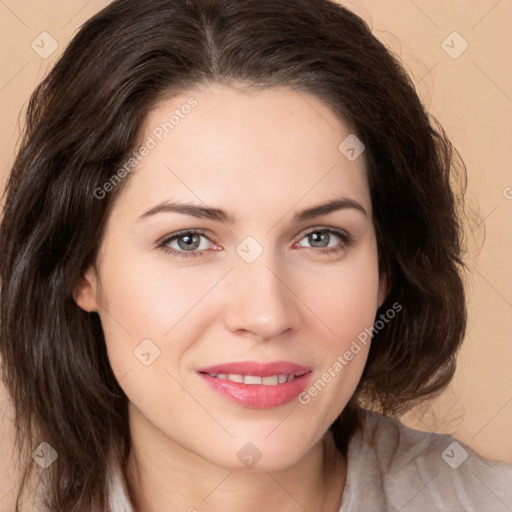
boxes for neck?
[125,406,346,512]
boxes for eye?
[294,228,353,255]
[157,230,217,259]
[157,227,353,260]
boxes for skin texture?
[75,83,388,512]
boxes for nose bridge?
[224,246,300,340]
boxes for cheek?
[294,247,381,345]
[292,246,380,410]
[97,246,218,329]
[95,244,228,380]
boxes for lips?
[197,361,313,408]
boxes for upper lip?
[198,361,312,377]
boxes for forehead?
[114,83,371,220]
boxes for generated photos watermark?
[94,96,198,200]
[298,301,402,404]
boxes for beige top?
[108,409,512,511]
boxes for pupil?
[310,232,328,248]
[178,234,200,251]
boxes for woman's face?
[76,83,387,471]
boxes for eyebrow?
[136,197,368,224]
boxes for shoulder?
[107,463,135,512]
[339,408,512,511]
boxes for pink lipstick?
[197,361,313,408]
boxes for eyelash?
[157,227,354,260]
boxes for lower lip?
[198,372,313,408]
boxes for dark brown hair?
[0,0,467,509]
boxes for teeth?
[208,373,297,385]
[244,375,262,385]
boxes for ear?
[377,272,390,309]
[73,265,100,312]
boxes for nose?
[223,255,301,342]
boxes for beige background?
[1,0,511,507]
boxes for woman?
[1,0,510,510]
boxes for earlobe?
[73,266,99,312]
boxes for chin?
[203,433,317,473]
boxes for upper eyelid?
[300,226,348,237]
[158,228,212,245]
